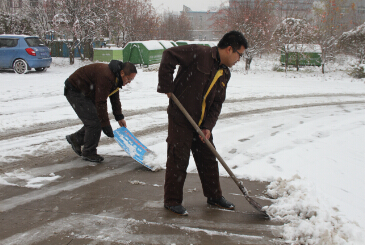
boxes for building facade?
[229,0,365,21]
[182,5,221,41]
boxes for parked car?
[0,34,52,74]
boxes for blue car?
[0,34,52,74]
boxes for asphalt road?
[0,154,284,245]
[3,93,365,244]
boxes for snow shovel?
[170,93,269,218]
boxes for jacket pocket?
[197,62,211,75]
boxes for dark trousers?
[164,117,222,206]
[65,88,101,156]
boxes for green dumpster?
[176,41,212,47]
[158,40,176,49]
[206,41,218,47]
[176,40,189,46]
[123,41,164,66]
[93,48,123,62]
[280,44,322,67]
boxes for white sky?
[150,0,227,13]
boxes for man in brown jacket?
[158,31,248,215]
[64,60,137,162]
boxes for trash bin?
[50,41,83,58]
[93,48,123,62]
[280,44,322,67]
[176,41,212,47]
[158,40,176,49]
[176,40,190,46]
[123,41,164,66]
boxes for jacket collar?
[108,60,123,88]
[212,47,220,65]
[212,47,229,72]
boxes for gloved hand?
[102,125,114,138]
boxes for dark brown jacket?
[68,63,123,127]
[158,45,230,131]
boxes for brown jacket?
[158,45,230,131]
[68,63,123,127]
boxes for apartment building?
[2,0,40,10]
[182,5,222,41]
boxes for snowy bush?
[272,64,285,72]
[348,65,365,79]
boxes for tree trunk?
[89,42,94,61]
[285,52,288,73]
[296,53,299,71]
[245,57,252,70]
[69,48,75,65]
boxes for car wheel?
[13,59,28,74]
[35,67,47,72]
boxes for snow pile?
[265,175,365,245]
[128,180,146,185]
[142,151,165,171]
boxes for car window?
[0,38,18,48]
[25,37,45,47]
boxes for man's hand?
[199,129,211,143]
[102,125,114,138]
[118,119,127,128]
[166,92,172,98]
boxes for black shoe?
[164,205,188,216]
[82,154,104,162]
[207,196,235,210]
[66,135,82,156]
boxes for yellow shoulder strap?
[109,78,119,97]
[198,69,223,126]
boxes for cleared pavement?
[0,156,284,244]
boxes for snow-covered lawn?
[0,55,364,244]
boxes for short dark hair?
[218,31,248,50]
[122,62,137,75]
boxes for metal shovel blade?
[170,94,269,218]
[238,184,269,218]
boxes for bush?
[348,64,365,78]
[272,64,285,72]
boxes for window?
[25,38,45,47]
[0,38,18,48]
[12,0,22,8]
[30,0,38,7]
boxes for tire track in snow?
[1,93,364,140]
[220,100,365,119]
[1,96,365,168]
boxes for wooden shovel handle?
[170,93,268,216]
[170,94,243,189]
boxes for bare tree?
[310,0,364,73]
[158,11,192,41]
[272,18,312,71]
[126,0,159,42]
[0,1,32,35]
[23,1,53,42]
[211,0,276,70]
[338,22,365,64]
[53,0,104,64]
[103,0,158,46]
[315,0,353,37]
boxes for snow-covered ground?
[0,55,364,244]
